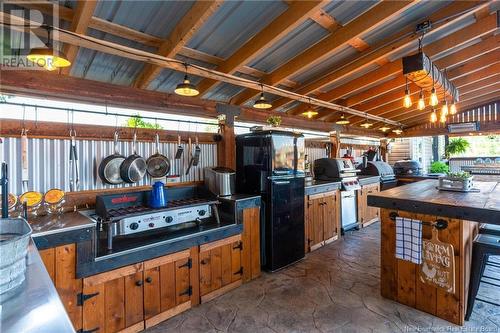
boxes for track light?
[253,85,272,109]
[403,78,412,108]
[175,64,199,97]
[335,114,350,125]
[417,89,425,110]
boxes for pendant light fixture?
[379,126,390,132]
[360,113,373,128]
[429,68,439,107]
[301,98,318,118]
[335,113,350,125]
[392,128,403,135]
[439,110,447,123]
[253,84,272,109]
[174,64,199,97]
[27,27,71,71]
[403,77,412,108]
[430,109,437,123]
[440,75,448,117]
[417,89,425,111]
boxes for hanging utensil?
[120,132,147,183]
[174,131,183,159]
[192,134,201,167]
[185,136,194,175]
[146,133,171,178]
[69,129,80,191]
[21,128,29,193]
[98,131,125,185]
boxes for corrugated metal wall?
[388,138,411,165]
[0,137,217,195]
[305,146,328,164]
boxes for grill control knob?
[198,210,206,216]
[165,216,173,223]
[149,223,155,228]
[129,222,139,230]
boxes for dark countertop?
[29,211,95,237]
[368,179,500,224]
[396,174,443,180]
[0,241,75,333]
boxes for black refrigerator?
[236,130,305,271]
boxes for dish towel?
[395,217,423,264]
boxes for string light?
[430,109,437,123]
[417,89,425,110]
[403,77,412,108]
[429,68,439,106]
[449,91,457,115]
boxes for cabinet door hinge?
[234,267,243,276]
[77,328,99,333]
[77,292,99,306]
[178,258,192,269]
[179,286,193,297]
[233,241,243,251]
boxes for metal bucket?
[0,218,32,295]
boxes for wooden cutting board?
[420,228,455,293]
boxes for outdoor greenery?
[445,171,471,179]
[429,161,449,173]
[445,138,470,158]
[266,115,282,127]
[126,114,163,129]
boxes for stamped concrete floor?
[146,223,500,333]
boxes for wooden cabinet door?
[365,183,380,223]
[307,195,324,251]
[82,263,144,333]
[357,187,367,225]
[322,192,338,241]
[143,249,192,329]
[199,235,243,303]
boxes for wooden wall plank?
[189,246,200,306]
[39,248,55,282]
[231,241,242,282]
[84,263,143,287]
[144,267,161,319]
[175,259,191,305]
[105,278,125,332]
[380,209,397,299]
[210,247,223,291]
[221,244,233,286]
[82,284,105,333]
[199,250,212,296]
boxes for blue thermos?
[150,181,166,208]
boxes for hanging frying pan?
[146,133,170,178]
[120,132,147,183]
[98,131,126,185]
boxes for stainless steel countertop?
[29,211,95,237]
[0,240,75,333]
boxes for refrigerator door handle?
[273,180,291,185]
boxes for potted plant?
[266,115,282,127]
[429,161,449,174]
[439,171,474,191]
[444,138,470,159]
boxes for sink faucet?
[1,162,8,218]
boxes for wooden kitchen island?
[368,180,500,325]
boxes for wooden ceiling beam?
[277,1,492,114]
[195,1,329,96]
[133,1,223,89]
[229,1,419,106]
[0,69,358,134]
[309,8,339,32]
[60,1,97,75]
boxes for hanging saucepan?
[98,131,126,185]
[146,133,170,178]
[120,132,147,183]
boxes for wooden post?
[217,118,236,169]
[329,131,340,158]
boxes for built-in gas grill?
[90,190,221,251]
[359,161,397,190]
[313,158,361,233]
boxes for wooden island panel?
[380,209,478,325]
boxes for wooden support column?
[216,104,239,169]
[329,132,340,158]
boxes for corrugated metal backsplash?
[0,137,217,195]
[305,147,328,164]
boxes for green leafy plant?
[445,138,470,158]
[429,161,449,174]
[266,115,282,127]
[126,114,163,129]
[446,171,471,179]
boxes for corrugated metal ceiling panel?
[92,0,195,39]
[248,19,330,73]
[320,62,380,92]
[186,0,288,59]
[324,0,380,26]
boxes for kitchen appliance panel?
[340,190,358,232]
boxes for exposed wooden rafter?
[133,1,223,89]
[196,0,329,96]
[229,1,418,106]
[278,1,491,115]
[60,0,97,75]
